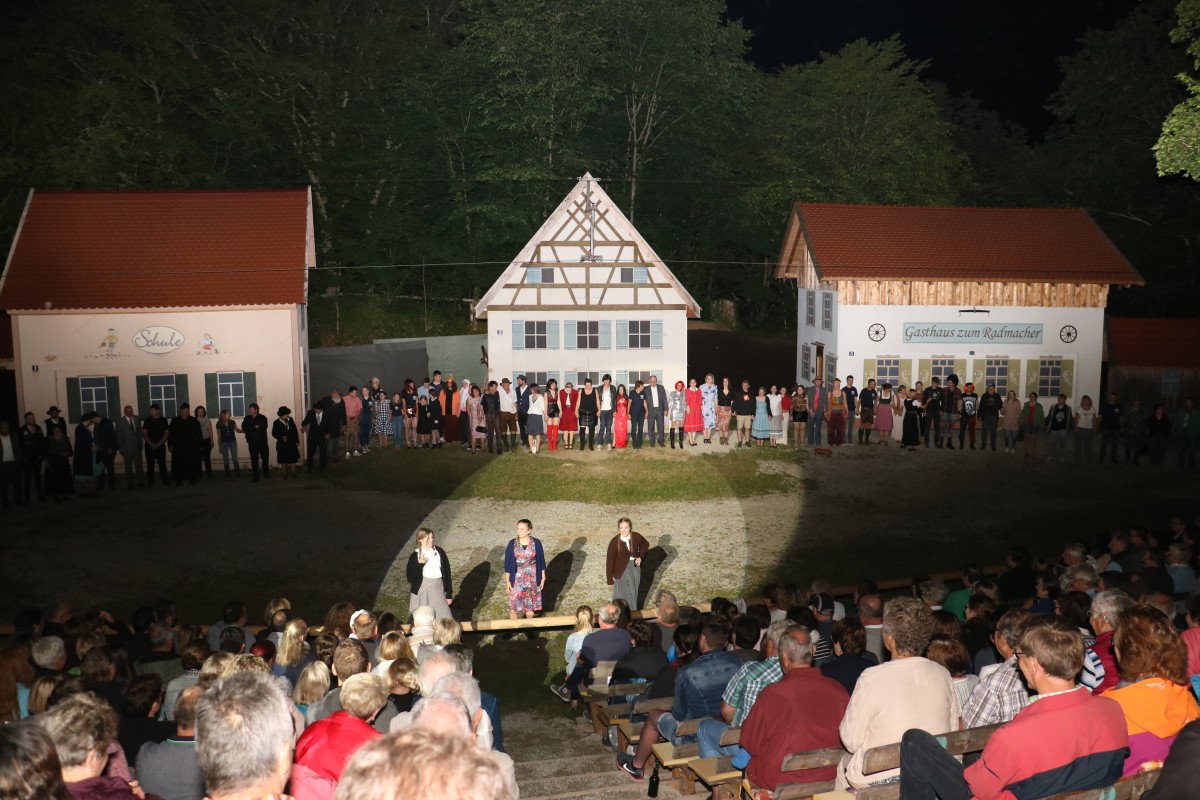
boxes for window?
[576,371,601,387]
[1038,358,1063,397]
[526,267,554,284]
[522,371,548,387]
[79,376,110,418]
[619,266,649,284]
[1162,369,1181,397]
[801,346,812,380]
[806,292,816,327]
[628,320,651,349]
[218,372,247,417]
[149,374,179,418]
[821,292,833,331]
[577,321,600,349]
[524,321,548,350]
[876,357,900,388]
[628,370,656,385]
[825,356,838,386]
[931,358,956,384]
[985,358,1009,397]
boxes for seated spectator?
[117,675,174,768]
[808,593,837,655]
[740,626,850,793]
[996,547,1036,602]
[1060,564,1100,597]
[1144,718,1200,800]
[837,596,957,790]
[248,641,291,697]
[390,650,460,733]
[417,618,462,666]
[0,642,35,722]
[374,657,419,734]
[550,602,631,705]
[196,672,294,800]
[0,721,73,800]
[563,606,594,673]
[334,729,516,800]
[28,674,65,715]
[206,602,254,654]
[293,662,332,718]
[438,645,503,752]
[1141,550,1177,597]
[32,636,68,676]
[697,621,800,758]
[79,647,124,719]
[136,685,204,800]
[307,639,369,724]
[162,640,209,722]
[407,606,436,651]
[323,602,356,640]
[927,635,979,720]
[1083,589,1135,694]
[135,623,182,686]
[728,615,763,664]
[1166,543,1196,597]
[1107,607,1200,774]
[931,610,965,643]
[918,579,950,611]
[787,605,832,663]
[810,579,847,621]
[1183,596,1200,698]
[617,619,741,780]
[294,673,387,783]
[1057,590,1096,646]
[962,609,1032,728]
[36,691,153,799]
[1030,573,1060,614]
[652,592,678,654]
[857,594,886,663]
[820,619,878,696]
[372,631,415,678]
[217,626,248,656]
[899,616,1129,800]
[611,621,668,686]
[275,619,313,687]
[943,565,983,621]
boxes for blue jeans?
[219,440,240,474]
[807,413,825,444]
[696,719,737,758]
[1004,430,1018,450]
[898,729,970,800]
[599,410,615,445]
[360,413,372,448]
[657,712,694,745]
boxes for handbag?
[475,425,487,434]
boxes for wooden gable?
[474,173,701,318]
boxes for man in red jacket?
[294,673,388,782]
[898,616,1128,800]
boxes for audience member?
[293,673,387,783]
[961,609,1033,728]
[551,602,631,705]
[334,729,516,800]
[37,691,154,799]
[821,618,879,696]
[1082,589,1135,694]
[0,722,73,800]
[196,672,294,800]
[136,685,205,800]
[307,640,369,724]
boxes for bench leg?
[589,703,604,734]
[674,766,697,795]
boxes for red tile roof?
[1107,318,1200,369]
[779,202,1144,285]
[0,189,312,311]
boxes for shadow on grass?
[639,534,679,609]
[542,536,587,614]
[471,632,557,717]
[454,545,504,622]
[329,445,495,499]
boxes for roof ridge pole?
[577,175,601,263]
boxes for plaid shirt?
[722,656,784,726]
[961,655,1030,727]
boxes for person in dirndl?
[406,528,453,621]
[606,517,649,607]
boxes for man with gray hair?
[196,671,294,800]
[740,627,850,793]
[430,672,518,799]
[962,609,1033,727]
[390,649,459,733]
[551,601,631,703]
[412,691,473,738]
[1082,589,1134,694]
[335,729,516,800]
[1060,563,1100,596]
[918,579,949,610]
[31,635,67,673]
[696,620,799,757]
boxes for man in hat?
[168,403,203,485]
[44,405,67,439]
[142,404,170,487]
[482,380,504,454]
[922,377,944,447]
[498,378,518,452]
[242,402,270,481]
[959,381,980,450]
[301,401,331,474]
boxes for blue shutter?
[650,320,663,350]
[512,320,525,351]
[635,267,650,284]
[616,320,629,350]
[548,371,560,387]
[599,320,612,349]
[547,321,560,350]
[616,370,629,389]
[564,320,577,350]
[526,268,540,285]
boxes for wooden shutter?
[104,376,121,418]
[971,359,985,388]
[1025,360,1041,397]
[616,320,629,350]
[599,320,612,349]
[66,377,82,424]
[512,320,525,351]
[564,320,577,350]
[953,358,967,382]
[900,359,914,388]
[918,358,932,386]
[547,321,560,350]
[1005,359,1020,397]
[205,372,220,415]
[1060,359,1075,399]
[176,373,190,406]
[650,320,663,350]
[244,371,258,411]
[136,375,151,415]
[862,358,877,383]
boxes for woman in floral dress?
[614,384,630,449]
[700,373,718,444]
[467,384,487,453]
[504,519,547,619]
[716,377,734,446]
[684,378,704,446]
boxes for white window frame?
[79,376,110,418]
[149,374,179,418]
[985,358,1009,397]
[1038,358,1063,398]
[931,357,956,384]
[218,371,247,417]
[876,357,900,389]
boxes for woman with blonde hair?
[418,618,463,665]
[406,528,454,620]
[564,606,594,675]
[292,661,332,715]
[526,384,545,454]
[275,619,312,685]
[384,657,420,716]
[1001,389,1022,454]
[373,631,416,677]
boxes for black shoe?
[616,754,644,781]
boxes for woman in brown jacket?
[606,517,649,607]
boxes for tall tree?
[1156,0,1200,178]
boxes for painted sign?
[133,326,186,354]
[902,322,1043,345]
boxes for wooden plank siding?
[1106,365,1200,408]
[834,279,1109,308]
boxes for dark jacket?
[819,651,878,696]
[67,775,163,800]
[17,423,44,462]
[606,531,650,585]
[318,396,347,434]
[613,645,669,683]
[503,537,546,585]
[482,392,501,416]
[241,412,269,446]
[644,384,669,414]
[301,408,332,439]
[94,417,119,454]
[73,423,96,477]
[629,387,647,418]
[406,546,453,599]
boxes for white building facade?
[475,174,700,389]
[777,203,1143,408]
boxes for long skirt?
[411,580,453,621]
[716,406,732,434]
[612,564,641,607]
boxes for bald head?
[857,595,883,624]
[411,692,472,738]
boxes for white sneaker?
[345,452,351,459]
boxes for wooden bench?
[767,746,849,800]
[645,720,740,795]
[853,724,1002,800]
[615,697,675,750]
[690,756,741,799]
[1044,769,1161,800]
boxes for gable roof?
[775,202,1144,285]
[1107,318,1200,370]
[0,188,314,311]
[474,173,701,318]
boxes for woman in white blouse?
[405,528,453,621]
[1073,394,1097,463]
[525,383,546,454]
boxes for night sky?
[726,0,1141,132]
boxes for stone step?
[520,763,687,800]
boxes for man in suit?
[18,412,46,503]
[93,413,119,491]
[644,375,669,447]
[302,402,332,474]
[242,403,270,481]
[115,405,144,489]
[597,374,619,450]
[319,390,347,462]
[807,377,829,445]
[629,381,648,448]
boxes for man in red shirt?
[740,628,850,792]
[294,673,388,783]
